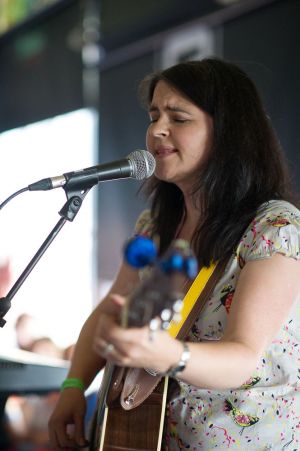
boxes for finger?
[48,420,69,448]
[55,423,77,448]
[109,293,126,307]
[74,413,89,448]
[148,317,163,342]
[95,316,154,358]
[93,337,108,351]
[96,312,118,332]
[48,426,59,449]
[96,315,124,344]
[109,324,149,349]
[54,429,74,450]
[93,339,116,360]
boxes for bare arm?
[94,254,300,389]
[66,261,140,388]
[180,253,300,388]
[48,261,139,449]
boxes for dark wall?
[0,0,83,132]
[0,0,229,132]
[223,0,300,190]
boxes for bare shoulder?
[224,253,300,352]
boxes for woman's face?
[146,80,213,193]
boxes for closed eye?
[173,118,189,123]
[149,117,189,124]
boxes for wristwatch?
[166,342,191,378]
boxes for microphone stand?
[0,177,97,327]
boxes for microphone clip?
[59,181,93,222]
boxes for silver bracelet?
[165,341,191,378]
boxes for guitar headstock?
[122,236,198,330]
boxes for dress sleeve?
[132,210,158,280]
[236,201,300,264]
[133,209,153,237]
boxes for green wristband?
[61,377,85,392]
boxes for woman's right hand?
[48,388,88,450]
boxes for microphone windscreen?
[127,150,156,180]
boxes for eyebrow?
[148,105,192,115]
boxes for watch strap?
[165,342,191,377]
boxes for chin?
[155,172,176,183]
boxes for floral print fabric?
[135,200,300,450]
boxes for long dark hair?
[139,58,298,266]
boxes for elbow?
[223,343,261,389]
[178,340,262,390]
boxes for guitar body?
[95,378,168,451]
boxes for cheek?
[183,132,212,163]
[195,128,213,153]
[146,128,152,149]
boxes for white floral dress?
[135,200,300,451]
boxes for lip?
[153,146,177,157]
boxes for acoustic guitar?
[89,237,197,451]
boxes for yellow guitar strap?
[156,262,219,449]
[168,262,217,338]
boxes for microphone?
[28,149,155,191]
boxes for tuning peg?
[124,235,157,268]
[149,317,160,332]
[172,299,183,313]
[171,299,183,323]
[172,313,182,323]
[160,308,172,322]
[184,256,198,279]
[160,252,184,274]
[168,253,184,270]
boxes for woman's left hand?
[93,294,182,374]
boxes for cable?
[0,187,29,210]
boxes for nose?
[149,117,169,138]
